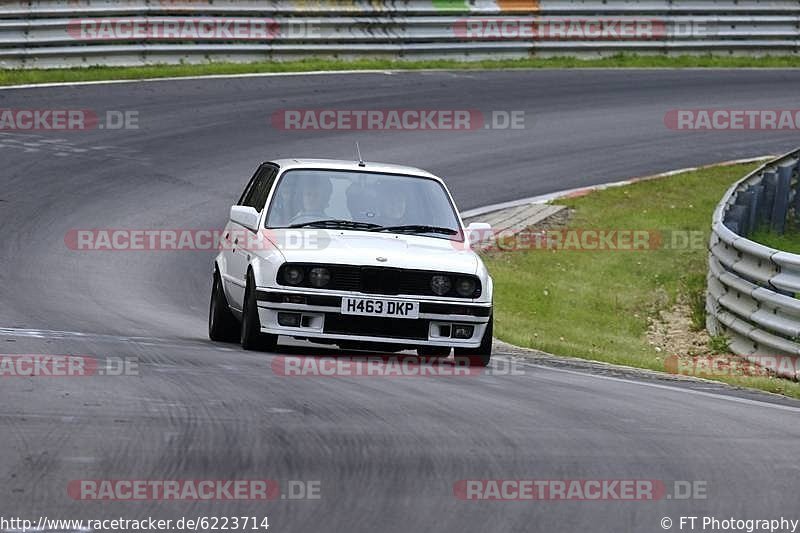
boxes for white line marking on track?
[0,69,395,90]
[497,355,800,413]
[2,67,800,91]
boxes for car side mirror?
[230,205,260,232]
[466,222,493,245]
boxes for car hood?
[266,229,479,274]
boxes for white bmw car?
[209,158,494,365]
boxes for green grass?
[3,54,800,86]
[483,162,800,399]
[749,226,800,254]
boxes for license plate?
[341,297,419,319]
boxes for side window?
[242,165,278,211]
[237,168,260,206]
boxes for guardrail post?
[725,205,748,235]
[750,183,764,231]
[771,163,793,234]
[791,160,800,228]
[735,189,756,236]
[760,169,777,225]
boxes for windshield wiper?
[287,219,382,230]
[369,224,459,236]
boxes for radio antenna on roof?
[354,142,366,167]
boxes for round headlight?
[309,267,331,288]
[455,277,477,297]
[283,266,304,285]
[430,275,452,296]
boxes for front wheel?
[454,315,493,367]
[209,270,239,342]
[241,272,278,352]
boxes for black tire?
[241,271,278,352]
[417,346,451,357]
[209,270,239,342]
[454,315,493,367]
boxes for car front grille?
[277,263,480,298]
[323,313,430,340]
[327,265,361,292]
[326,265,432,295]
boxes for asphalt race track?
[1,70,800,532]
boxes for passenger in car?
[380,183,409,225]
[345,180,378,222]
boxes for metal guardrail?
[707,148,800,380]
[1,0,799,67]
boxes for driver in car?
[290,175,332,224]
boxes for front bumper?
[255,288,491,348]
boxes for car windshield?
[265,169,463,239]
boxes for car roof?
[266,158,442,181]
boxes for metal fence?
[1,0,800,67]
[707,148,800,380]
